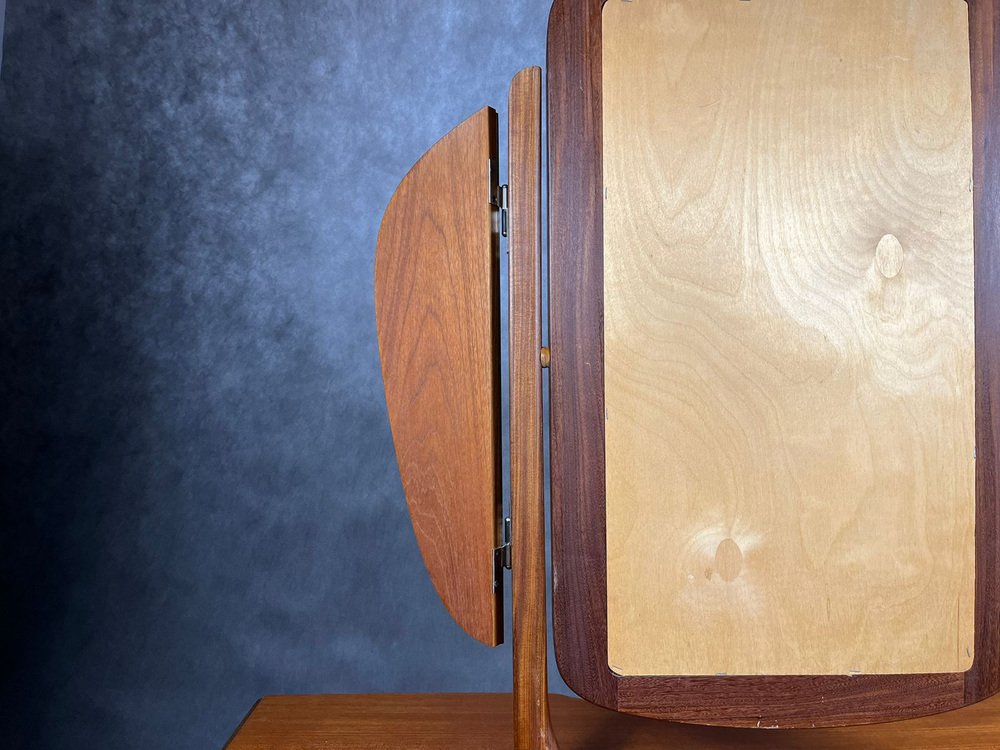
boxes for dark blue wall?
[0,2,565,748]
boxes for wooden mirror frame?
[547,0,1000,728]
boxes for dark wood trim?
[489,98,505,648]
[547,0,1000,727]
[966,0,1000,705]
[509,67,559,750]
[547,0,617,712]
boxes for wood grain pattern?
[548,0,1000,726]
[508,67,559,750]
[966,0,1000,705]
[375,108,503,647]
[547,0,619,712]
[225,691,1000,749]
[603,0,976,678]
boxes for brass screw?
[540,347,551,369]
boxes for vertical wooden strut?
[509,67,558,750]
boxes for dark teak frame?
[547,0,1000,728]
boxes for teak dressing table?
[227,0,1000,747]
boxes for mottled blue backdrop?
[0,2,564,748]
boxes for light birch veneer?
[603,0,975,677]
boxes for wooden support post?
[509,66,559,750]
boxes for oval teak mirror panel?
[375,108,503,647]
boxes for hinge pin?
[497,184,509,238]
[501,516,512,570]
[493,517,512,590]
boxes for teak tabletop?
[225,691,1000,749]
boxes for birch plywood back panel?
[603,0,976,677]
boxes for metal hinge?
[488,161,510,238]
[495,516,512,572]
[496,184,509,238]
[492,517,511,592]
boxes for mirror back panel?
[602,0,975,678]
[548,0,1000,726]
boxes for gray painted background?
[0,2,567,748]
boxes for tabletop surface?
[225,691,1000,749]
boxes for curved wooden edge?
[966,0,1000,706]
[547,0,1000,727]
[509,66,559,750]
[547,0,617,714]
[375,107,503,647]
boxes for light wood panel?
[375,108,503,647]
[603,0,975,676]
[225,691,1000,750]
